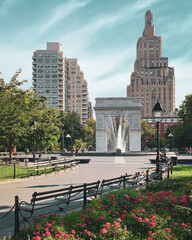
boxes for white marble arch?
[94,97,142,152]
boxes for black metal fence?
[0,159,174,237]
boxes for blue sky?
[0,0,192,109]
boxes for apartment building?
[32,42,92,124]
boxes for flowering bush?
[14,177,192,240]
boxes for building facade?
[32,42,92,124]
[127,10,175,118]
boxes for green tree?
[0,70,46,158]
[35,108,61,152]
[63,111,82,150]
[141,119,155,149]
[82,119,96,150]
[172,94,192,149]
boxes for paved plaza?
[0,154,191,237]
[0,155,155,237]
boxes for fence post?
[146,170,149,189]
[14,163,16,179]
[14,195,20,236]
[167,163,170,178]
[123,175,126,188]
[171,160,173,174]
[83,183,87,207]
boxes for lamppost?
[66,134,71,152]
[32,120,36,162]
[62,128,65,153]
[168,133,174,151]
[152,101,163,176]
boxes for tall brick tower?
[127,10,175,118]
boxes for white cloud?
[37,0,92,37]
[78,47,135,106]
[170,57,192,108]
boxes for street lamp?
[66,134,71,152]
[152,101,163,176]
[62,128,65,153]
[168,133,174,151]
[32,120,36,162]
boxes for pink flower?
[100,228,107,235]
[100,216,105,221]
[115,230,118,233]
[181,223,187,228]
[32,237,41,240]
[121,214,126,219]
[147,237,152,240]
[109,194,115,199]
[150,221,156,227]
[148,231,152,235]
[172,233,176,237]
[137,217,143,222]
[165,228,171,232]
[71,230,76,234]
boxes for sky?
[0,0,192,109]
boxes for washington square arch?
[94,98,142,152]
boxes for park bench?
[26,157,78,176]
[97,172,139,195]
[18,181,101,217]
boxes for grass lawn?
[0,165,70,181]
[13,165,192,240]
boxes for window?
[52,59,57,63]
[71,62,76,65]
[52,90,57,93]
[38,65,43,68]
[52,96,57,99]
[52,101,58,104]
[52,70,57,73]
[45,74,50,78]
[45,59,50,63]
[45,70,50,73]
[52,65,57,68]
[52,85,57,88]
[37,54,43,58]
[45,65,50,68]
[38,59,43,63]
[45,85,50,88]
[38,90,43,93]
[38,75,43,78]
[71,71,76,74]
[52,80,57,83]
[52,54,57,58]
[45,54,50,58]
[38,70,43,73]
[45,80,50,83]
[52,74,57,78]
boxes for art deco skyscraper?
[127,10,175,118]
